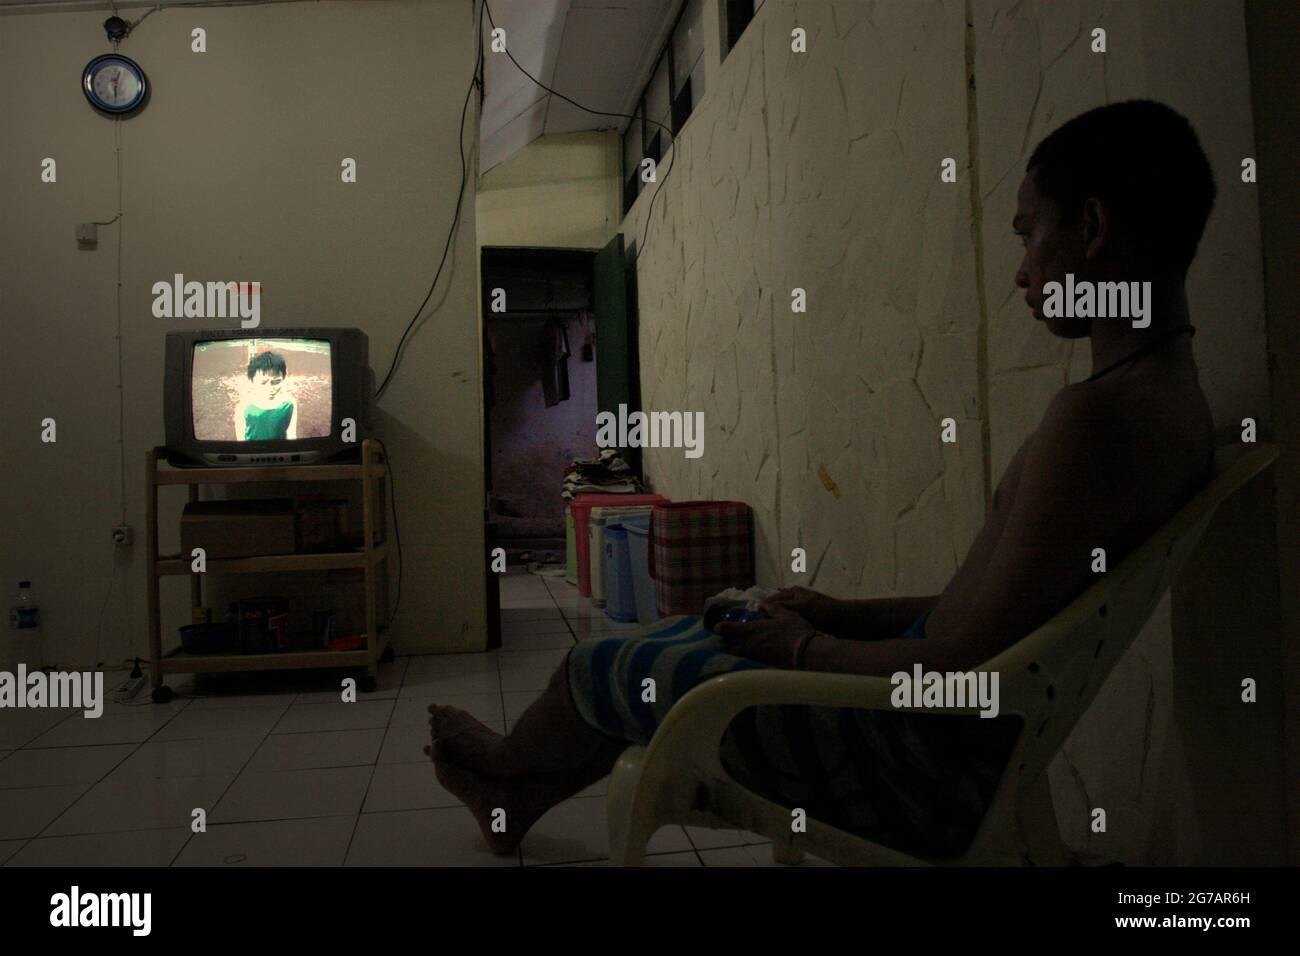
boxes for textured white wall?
[626,0,983,597]
[622,0,1274,863]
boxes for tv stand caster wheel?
[152,686,174,704]
[380,646,395,664]
[359,675,378,693]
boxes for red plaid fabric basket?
[648,501,754,616]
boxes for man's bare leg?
[426,658,627,854]
[429,655,621,777]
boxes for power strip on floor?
[118,673,148,700]
[114,659,148,702]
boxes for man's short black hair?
[1027,100,1217,275]
[247,351,286,379]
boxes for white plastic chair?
[606,444,1278,866]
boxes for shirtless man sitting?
[426,99,1217,858]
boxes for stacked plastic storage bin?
[589,505,657,607]
[601,525,636,622]
[570,493,668,597]
[624,519,658,624]
[603,512,651,622]
[565,510,579,585]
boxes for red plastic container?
[571,493,668,596]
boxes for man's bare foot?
[427,705,508,777]
[430,755,522,855]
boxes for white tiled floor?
[0,569,821,867]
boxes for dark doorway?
[480,243,639,649]
[482,247,599,559]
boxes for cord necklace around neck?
[1085,324,1196,383]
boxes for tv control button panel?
[202,452,319,466]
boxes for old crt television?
[164,328,372,467]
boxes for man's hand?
[714,601,819,668]
[764,586,843,633]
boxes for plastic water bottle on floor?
[7,580,43,670]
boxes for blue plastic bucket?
[623,516,657,624]
[603,525,638,622]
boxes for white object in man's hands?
[703,586,776,614]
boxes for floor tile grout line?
[340,656,411,866]
[0,838,33,868]
[168,695,299,866]
[28,695,204,844]
[493,624,522,864]
[13,700,82,750]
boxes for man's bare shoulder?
[1022,382,1139,494]
[994,385,1118,493]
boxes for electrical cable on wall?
[374,0,486,401]
[481,0,675,139]
[112,115,126,527]
[374,438,403,631]
[82,5,133,672]
[377,0,679,398]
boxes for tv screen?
[191,337,333,442]
[164,327,370,467]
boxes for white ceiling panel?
[480,0,677,172]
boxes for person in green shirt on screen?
[234,351,297,441]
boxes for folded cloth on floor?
[564,477,643,496]
[562,448,644,500]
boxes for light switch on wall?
[75,222,98,246]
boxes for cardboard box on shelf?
[180,499,296,560]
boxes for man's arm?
[801,389,1136,675]
[831,596,939,638]
[769,588,938,639]
[233,401,246,441]
[285,402,297,440]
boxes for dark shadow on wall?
[1243,0,1300,863]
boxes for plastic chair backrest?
[984,444,1278,787]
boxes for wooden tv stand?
[145,439,392,702]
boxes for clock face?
[82,54,147,113]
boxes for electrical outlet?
[111,524,134,547]
[76,223,98,246]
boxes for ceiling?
[479,0,678,172]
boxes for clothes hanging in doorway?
[541,317,571,407]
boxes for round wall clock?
[82,54,148,114]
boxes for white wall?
[477,130,620,250]
[0,0,487,662]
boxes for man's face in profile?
[1013,168,1092,339]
